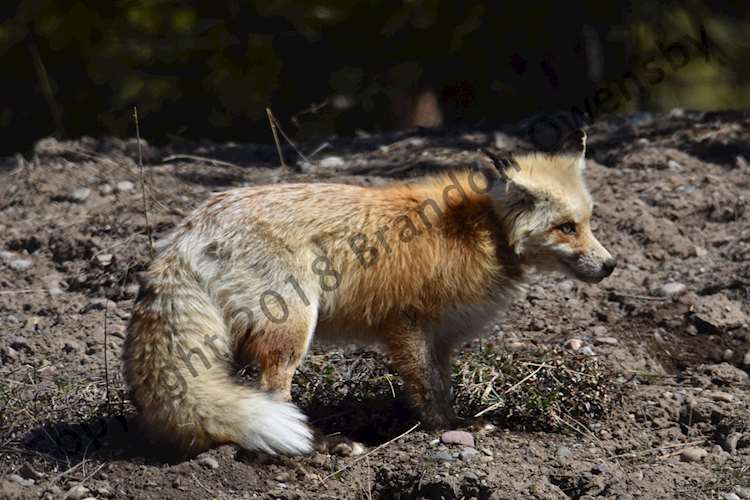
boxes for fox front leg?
[384,318,456,429]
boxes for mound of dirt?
[1,110,749,499]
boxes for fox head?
[481,129,616,283]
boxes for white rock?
[71,188,91,202]
[657,282,687,297]
[594,336,619,346]
[580,346,596,356]
[0,250,17,262]
[679,447,707,462]
[564,338,583,351]
[99,184,113,195]
[9,259,32,271]
[319,156,345,168]
[198,456,219,469]
[708,391,734,403]
[8,474,33,486]
[64,484,90,500]
[116,180,135,192]
[721,493,741,500]
[96,253,113,266]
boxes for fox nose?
[601,258,617,277]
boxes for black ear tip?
[555,128,587,155]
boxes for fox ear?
[479,148,520,180]
[556,128,587,170]
[477,148,535,204]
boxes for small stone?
[310,452,328,466]
[722,349,734,362]
[430,450,455,462]
[350,442,365,456]
[580,346,596,356]
[99,184,113,195]
[463,471,479,482]
[594,336,619,346]
[459,447,480,462]
[667,159,683,171]
[723,432,740,454]
[8,474,33,486]
[116,181,135,193]
[71,188,91,202]
[564,338,583,351]
[657,282,687,298]
[19,462,44,480]
[592,325,608,337]
[332,442,354,457]
[319,156,345,168]
[722,494,741,500]
[744,350,750,366]
[733,486,750,499]
[198,456,219,469]
[591,463,608,474]
[274,471,292,482]
[9,259,32,271]
[679,447,707,462]
[708,391,734,403]
[441,430,474,447]
[559,280,576,293]
[65,484,91,500]
[556,446,572,460]
[95,253,113,266]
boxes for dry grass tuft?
[453,346,616,432]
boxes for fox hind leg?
[243,301,318,401]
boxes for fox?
[123,128,616,456]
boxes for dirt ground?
[1,110,749,499]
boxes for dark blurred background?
[1,0,749,155]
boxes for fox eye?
[557,222,577,235]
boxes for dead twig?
[162,154,243,169]
[267,107,286,168]
[612,439,706,459]
[609,291,667,301]
[133,107,155,259]
[474,363,547,417]
[320,422,420,483]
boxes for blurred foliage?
[1,0,749,155]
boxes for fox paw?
[314,434,366,457]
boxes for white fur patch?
[235,394,313,455]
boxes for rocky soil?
[1,110,749,499]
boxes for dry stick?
[612,439,706,459]
[29,43,63,136]
[474,363,547,417]
[609,292,666,301]
[103,301,110,409]
[162,154,243,169]
[267,108,311,168]
[133,107,155,259]
[320,422,421,483]
[266,107,286,168]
